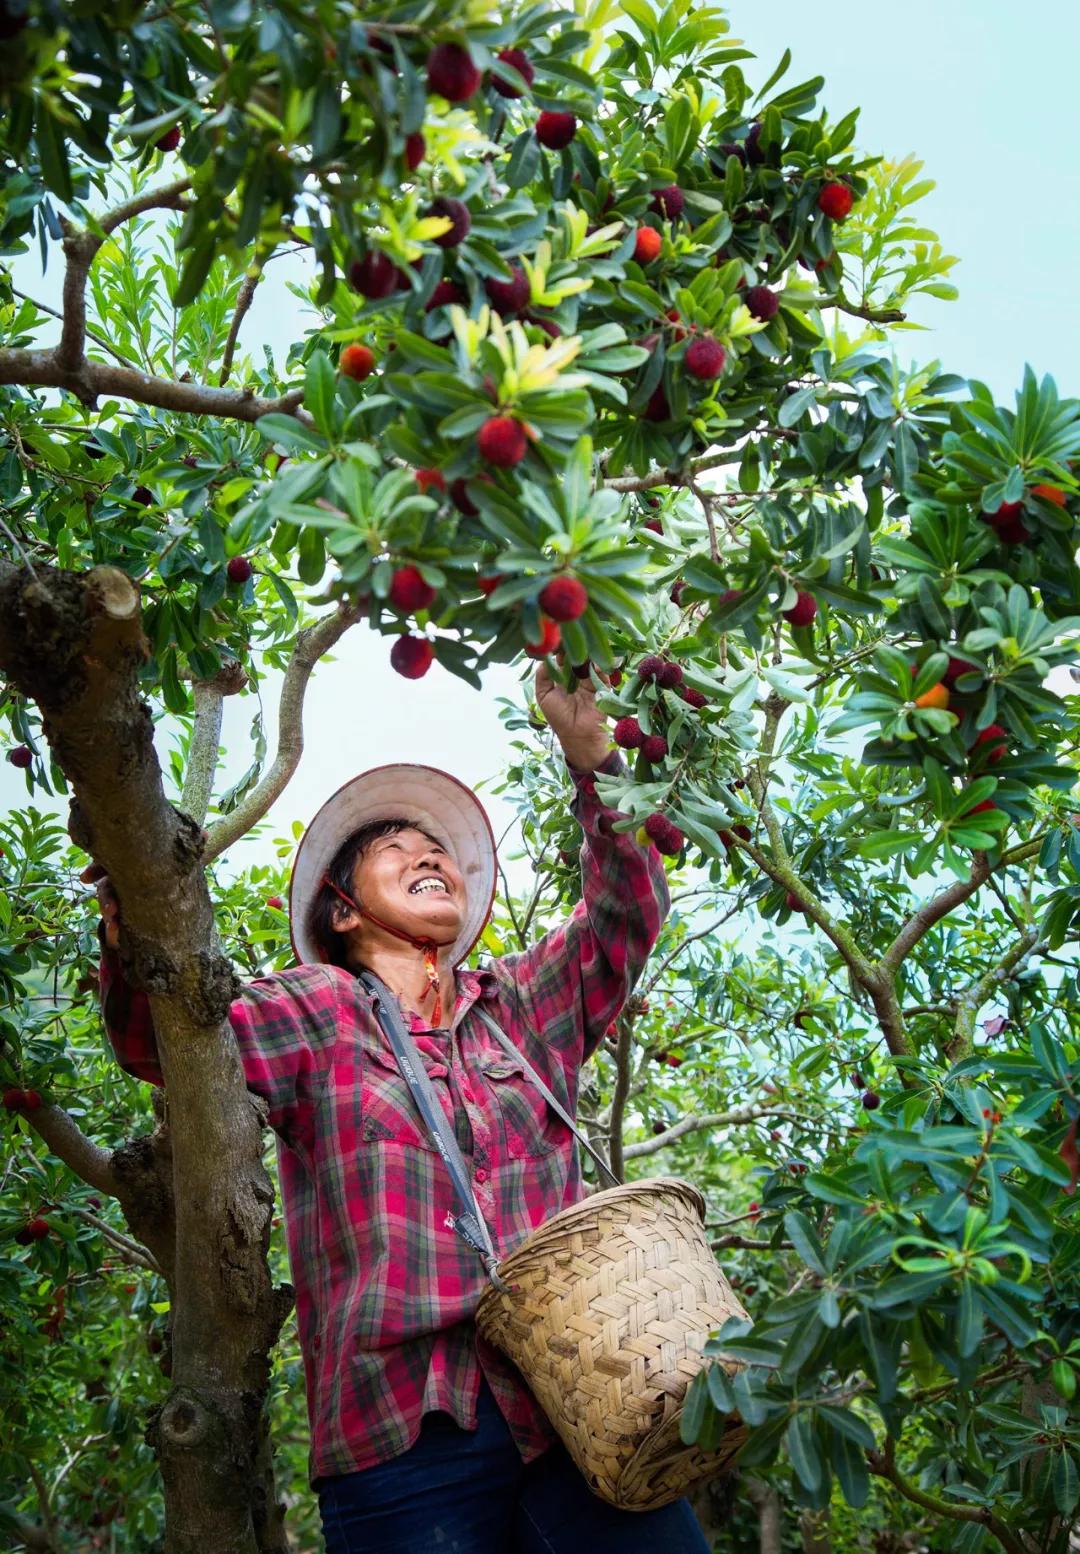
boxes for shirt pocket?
[479,1054,564,1160]
[360,1043,450,1149]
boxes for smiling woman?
[90,663,711,1553]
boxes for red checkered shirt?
[99,753,669,1489]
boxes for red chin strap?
[321,875,443,1027]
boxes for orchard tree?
[0,0,1077,1551]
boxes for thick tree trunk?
[0,563,294,1553]
[744,1477,783,1554]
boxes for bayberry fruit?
[426,196,471,249]
[782,591,817,628]
[650,184,684,219]
[427,43,481,102]
[818,182,853,220]
[685,337,726,380]
[478,416,528,467]
[535,111,577,149]
[641,734,668,762]
[155,126,182,153]
[226,556,253,584]
[614,717,644,750]
[524,618,561,658]
[492,48,534,98]
[404,132,426,171]
[415,468,446,496]
[389,565,437,613]
[340,343,375,380]
[484,265,530,315]
[634,227,662,264]
[538,575,588,621]
[391,636,435,679]
[744,285,779,322]
[8,746,32,769]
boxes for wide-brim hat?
[289,764,497,969]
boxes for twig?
[880,856,992,975]
[624,1104,810,1158]
[866,1437,1029,1554]
[203,604,362,859]
[219,262,264,385]
[180,660,247,825]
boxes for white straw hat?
[289,764,497,969]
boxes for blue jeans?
[318,1375,713,1553]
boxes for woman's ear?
[331,895,363,933]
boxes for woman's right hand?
[80,862,120,950]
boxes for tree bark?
[0,562,294,1553]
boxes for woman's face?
[347,827,465,945]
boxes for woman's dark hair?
[309,817,444,968]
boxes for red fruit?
[685,337,726,380]
[524,618,561,658]
[744,285,779,322]
[426,42,481,102]
[426,196,471,249]
[535,111,577,149]
[478,416,528,468]
[785,890,804,913]
[669,580,685,605]
[8,746,32,769]
[226,556,253,584]
[1032,483,1067,507]
[643,384,670,422]
[609,669,623,688]
[980,501,1030,545]
[2,1087,24,1109]
[26,1218,50,1241]
[391,636,435,679]
[644,813,682,856]
[484,266,530,315]
[666,1054,682,1068]
[404,132,426,171]
[656,661,683,689]
[538,575,588,621]
[21,1089,41,1110]
[266,896,284,910]
[415,468,446,496]
[633,227,662,264]
[782,591,817,628]
[349,252,404,299]
[131,486,153,506]
[682,687,707,708]
[426,279,466,313]
[155,126,182,153]
[818,182,854,220]
[652,1120,667,1136]
[340,343,375,380]
[719,824,751,851]
[861,1090,881,1111]
[943,655,977,687]
[637,655,664,681]
[614,717,644,750]
[492,47,535,98]
[963,800,998,816]
[389,565,437,613]
[972,723,1008,764]
[650,185,684,219]
[641,734,668,762]
[477,575,501,596]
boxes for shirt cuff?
[566,748,623,785]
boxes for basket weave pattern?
[475,1177,748,1511]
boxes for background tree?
[0,1,1077,1551]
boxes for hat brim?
[289,764,497,969]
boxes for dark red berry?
[391,636,435,679]
[682,687,707,708]
[389,565,437,613]
[972,724,1008,764]
[524,618,561,658]
[8,746,32,769]
[782,591,817,628]
[744,285,779,322]
[538,575,588,621]
[685,338,726,380]
[650,185,684,219]
[478,416,528,467]
[492,48,534,98]
[656,662,683,689]
[426,196,471,249]
[535,111,577,150]
[484,266,530,315]
[861,1090,881,1111]
[637,655,664,680]
[404,132,426,171]
[641,734,668,762]
[818,182,853,220]
[614,717,644,750]
[155,126,182,153]
[427,43,481,103]
[226,556,253,584]
[349,252,404,299]
[131,486,153,506]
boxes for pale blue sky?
[4,3,1078,892]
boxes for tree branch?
[820,292,906,325]
[10,286,141,371]
[70,1206,163,1274]
[17,1102,117,1196]
[624,1104,807,1158]
[56,179,192,374]
[180,660,248,827]
[946,926,1042,1062]
[0,350,305,422]
[867,1439,1029,1554]
[219,262,264,385]
[203,604,361,859]
[879,855,992,975]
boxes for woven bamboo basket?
[475,1177,748,1512]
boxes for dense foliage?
[0,0,1078,1550]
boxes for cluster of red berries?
[3,1086,43,1111]
[643,812,684,857]
[15,1216,50,1245]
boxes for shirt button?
[475,1168,488,1184]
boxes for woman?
[93,664,711,1553]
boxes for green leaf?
[779,386,817,428]
[679,1372,707,1445]
[1053,1450,1079,1517]
[784,1210,826,1275]
[829,1424,870,1508]
[787,1410,824,1492]
[304,350,337,439]
[507,129,541,190]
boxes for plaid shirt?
[99,752,669,1490]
